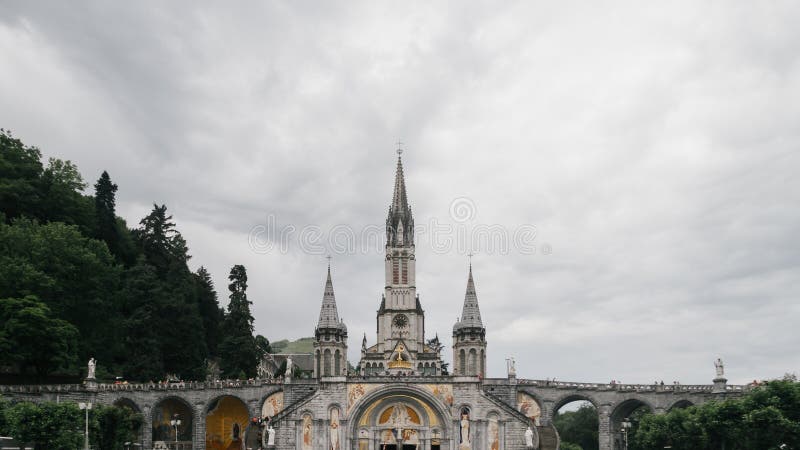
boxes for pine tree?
[93,172,120,257]
[195,267,224,357]
[133,204,179,274]
[126,204,209,380]
[218,265,258,378]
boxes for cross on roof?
[396,140,404,156]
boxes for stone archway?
[152,396,194,449]
[348,386,451,450]
[113,398,144,446]
[668,399,694,411]
[610,398,654,450]
[205,395,250,450]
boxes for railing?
[0,378,283,393]
[0,377,752,394]
[516,379,749,393]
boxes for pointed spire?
[456,263,483,330]
[387,147,414,246]
[391,154,410,215]
[317,261,341,330]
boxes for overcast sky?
[1,1,798,385]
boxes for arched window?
[324,349,332,376]
[459,349,466,375]
[480,349,485,377]
[315,350,321,378]
[334,350,341,375]
[468,349,477,375]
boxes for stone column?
[195,402,206,450]
[540,400,555,426]
[142,405,153,450]
[598,404,613,450]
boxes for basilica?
[266,153,537,450]
[0,151,728,450]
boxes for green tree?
[553,403,599,450]
[195,266,224,357]
[0,218,121,370]
[5,401,83,450]
[39,158,95,236]
[218,265,258,378]
[256,334,272,358]
[91,404,144,450]
[93,171,136,266]
[631,379,800,450]
[560,443,583,450]
[119,261,166,381]
[127,204,209,380]
[0,129,44,222]
[133,204,183,274]
[0,296,79,377]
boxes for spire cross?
[468,252,474,267]
[326,255,332,268]
[396,140,404,156]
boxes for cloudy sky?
[1,1,798,385]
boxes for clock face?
[393,314,409,328]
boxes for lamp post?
[620,418,632,450]
[169,414,182,448]
[78,402,92,450]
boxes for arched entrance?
[205,395,250,450]
[611,398,654,450]
[668,399,694,411]
[152,397,193,449]
[552,394,599,450]
[349,387,451,450]
[113,398,143,447]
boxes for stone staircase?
[537,425,560,450]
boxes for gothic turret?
[313,264,348,378]
[453,264,487,377]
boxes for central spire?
[391,155,409,215]
[386,148,414,247]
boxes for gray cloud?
[1,1,798,385]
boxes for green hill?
[270,337,315,354]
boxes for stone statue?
[507,357,516,377]
[524,426,534,448]
[330,408,340,450]
[714,358,724,378]
[87,358,96,379]
[459,412,471,449]
[286,356,293,381]
[267,426,276,445]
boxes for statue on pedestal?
[714,358,724,378]
[267,426,276,446]
[286,356,293,381]
[87,358,96,379]
[506,357,516,377]
[524,426,534,448]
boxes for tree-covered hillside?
[0,129,266,381]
